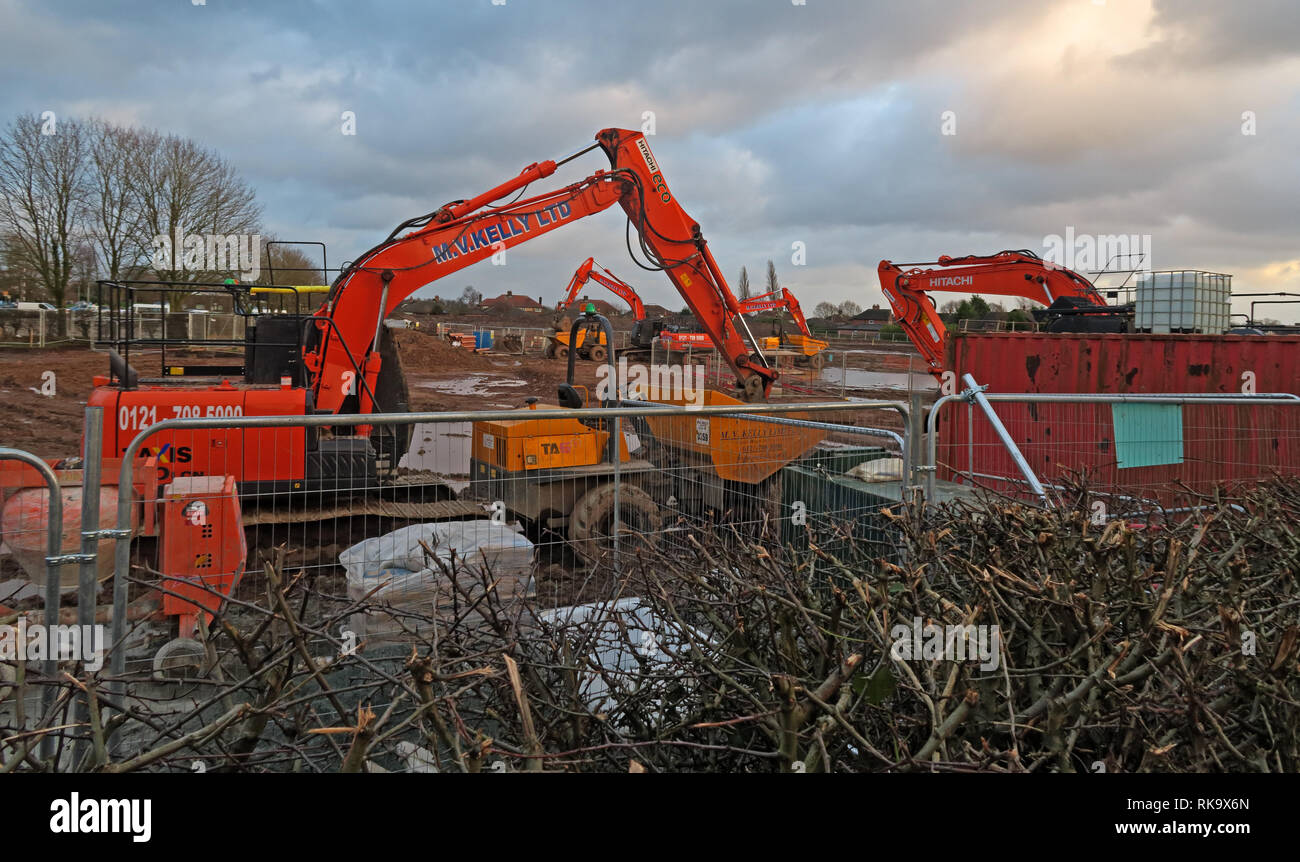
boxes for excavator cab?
[1035,296,1130,333]
[631,317,671,350]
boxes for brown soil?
[0,326,927,457]
[395,327,606,412]
[0,346,109,459]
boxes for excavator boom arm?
[308,128,776,414]
[877,250,1105,378]
[737,287,814,337]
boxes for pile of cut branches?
[4,480,1297,772]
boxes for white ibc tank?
[1135,271,1231,334]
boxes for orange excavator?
[877,250,1109,378]
[86,128,778,498]
[302,129,775,412]
[548,257,638,361]
[738,287,829,370]
[552,256,714,360]
[0,129,783,663]
[562,257,647,321]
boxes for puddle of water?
[417,374,528,395]
[819,368,937,391]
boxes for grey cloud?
[0,0,1296,317]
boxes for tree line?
[732,259,862,320]
[0,112,321,310]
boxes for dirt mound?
[393,328,498,372]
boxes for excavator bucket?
[0,458,148,589]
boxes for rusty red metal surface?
[940,333,1300,502]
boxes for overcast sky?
[2,0,1297,320]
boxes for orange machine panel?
[241,389,308,486]
[89,384,308,488]
[473,410,631,472]
[159,475,246,635]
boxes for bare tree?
[765,259,778,295]
[0,113,92,317]
[260,243,325,285]
[736,266,751,301]
[86,120,148,282]
[0,233,37,299]
[68,240,98,305]
[130,130,262,283]
[837,300,861,318]
[814,301,839,319]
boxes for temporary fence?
[816,328,915,345]
[0,416,140,768]
[7,364,1300,770]
[926,374,1300,512]
[0,308,260,349]
[0,309,88,347]
[0,447,65,762]
[104,399,910,635]
[444,323,634,355]
[0,398,891,761]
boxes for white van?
[15,302,57,311]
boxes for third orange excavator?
[877,249,1107,378]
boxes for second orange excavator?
[877,249,1111,379]
[551,256,720,361]
[738,287,830,370]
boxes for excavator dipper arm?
[597,129,773,399]
[876,249,1105,378]
[307,128,775,414]
[739,287,814,337]
[563,257,647,320]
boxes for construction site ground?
[0,326,928,457]
[0,324,931,628]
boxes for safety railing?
[0,447,64,762]
[89,397,910,757]
[924,377,1300,510]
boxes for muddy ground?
[0,346,109,458]
[0,327,928,616]
[0,327,927,457]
